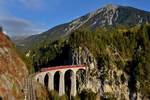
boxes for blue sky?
[0,0,150,36]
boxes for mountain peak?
[104,4,119,9]
[15,4,150,48]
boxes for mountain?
[14,4,150,51]
[25,24,150,99]
[0,27,28,99]
[12,4,150,99]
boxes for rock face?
[71,46,100,93]
[100,64,130,99]
[0,27,28,99]
[70,46,143,100]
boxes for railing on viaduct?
[33,65,86,96]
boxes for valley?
[0,3,150,100]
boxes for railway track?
[24,77,36,100]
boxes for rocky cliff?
[71,46,100,93]
[71,46,144,100]
[0,27,28,99]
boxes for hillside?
[0,27,28,99]
[12,4,150,99]
[28,24,150,99]
[14,4,150,51]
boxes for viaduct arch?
[34,65,86,96]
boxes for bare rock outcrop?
[0,27,28,99]
[70,46,143,100]
[71,46,100,93]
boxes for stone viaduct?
[33,65,85,96]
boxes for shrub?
[79,90,97,100]
[49,90,59,100]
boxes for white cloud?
[0,16,31,27]
[0,0,50,36]
[0,0,63,36]
[0,15,48,36]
